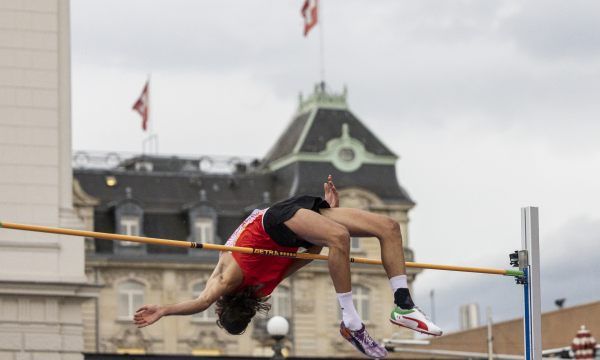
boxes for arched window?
[270,285,291,318]
[117,280,144,320]
[192,282,217,322]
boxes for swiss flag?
[301,0,318,36]
[132,81,149,131]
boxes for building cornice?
[0,280,100,298]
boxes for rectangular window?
[271,286,291,318]
[192,282,217,322]
[194,218,214,244]
[120,216,141,246]
[350,237,361,252]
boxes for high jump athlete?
[134,175,442,358]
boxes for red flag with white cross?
[301,0,318,36]
[132,81,149,131]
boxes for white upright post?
[487,307,494,360]
[521,207,542,360]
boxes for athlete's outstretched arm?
[134,256,241,328]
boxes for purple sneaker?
[339,322,388,359]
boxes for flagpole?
[318,0,325,84]
[148,73,158,154]
[147,73,152,135]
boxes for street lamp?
[267,316,289,360]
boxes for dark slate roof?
[301,109,396,156]
[75,170,271,214]
[262,111,311,164]
[262,108,396,167]
[75,166,274,255]
[269,162,414,205]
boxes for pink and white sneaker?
[389,306,443,336]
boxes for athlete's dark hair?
[215,287,271,335]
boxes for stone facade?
[0,0,95,359]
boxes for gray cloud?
[71,0,600,132]
[501,0,600,60]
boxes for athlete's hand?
[134,304,164,328]
[324,174,339,208]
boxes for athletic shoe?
[390,305,443,336]
[339,322,388,359]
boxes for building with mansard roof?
[74,84,420,358]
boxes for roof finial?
[297,83,349,113]
[341,123,351,139]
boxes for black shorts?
[263,195,330,248]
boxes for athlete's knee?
[327,225,350,253]
[379,216,402,239]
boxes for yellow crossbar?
[0,221,522,277]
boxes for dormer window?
[114,195,145,252]
[187,198,218,247]
[119,215,141,246]
[187,191,218,253]
[193,218,214,244]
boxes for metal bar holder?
[518,207,542,360]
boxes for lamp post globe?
[267,316,289,338]
[267,316,289,360]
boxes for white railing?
[72,150,260,174]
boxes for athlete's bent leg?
[319,207,406,279]
[320,207,443,336]
[284,208,389,356]
[283,208,351,293]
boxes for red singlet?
[224,209,298,297]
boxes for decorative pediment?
[179,329,233,355]
[105,326,155,353]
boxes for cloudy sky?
[70,0,600,333]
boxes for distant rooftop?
[72,150,261,174]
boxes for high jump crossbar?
[0,221,523,277]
